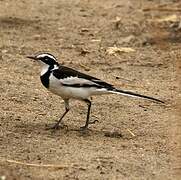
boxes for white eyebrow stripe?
[37,53,56,60]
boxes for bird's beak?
[26,55,37,60]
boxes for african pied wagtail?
[27,53,164,130]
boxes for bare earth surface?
[0,0,180,179]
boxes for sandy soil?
[0,0,180,179]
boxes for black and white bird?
[27,53,164,130]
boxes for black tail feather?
[113,89,164,103]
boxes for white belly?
[49,75,89,99]
[48,74,109,100]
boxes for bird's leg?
[49,100,70,130]
[80,99,93,130]
[52,108,69,130]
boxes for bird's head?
[27,53,59,66]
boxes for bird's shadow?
[13,121,127,140]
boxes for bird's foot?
[88,119,99,125]
[79,120,99,131]
[45,122,68,131]
[79,125,88,131]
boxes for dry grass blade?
[79,63,90,71]
[126,128,136,137]
[0,158,69,169]
[91,39,101,42]
[153,15,178,23]
[106,47,135,55]
[143,7,181,12]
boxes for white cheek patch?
[40,64,49,76]
[40,63,58,76]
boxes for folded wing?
[52,65,114,89]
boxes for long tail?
[110,88,164,103]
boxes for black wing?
[52,65,114,89]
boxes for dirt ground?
[0,0,180,179]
